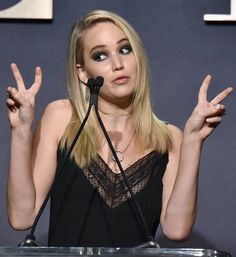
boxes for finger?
[210,86,233,105]
[6,99,18,112]
[31,66,42,95]
[7,87,15,99]
[7,87,26,107]
[198,75,212,104]
[210,103,225,112]
[199,103,225,119]
[6,98,15,106]
[199,123,217,138]
[10,63,26,91]
[206,116,222,124]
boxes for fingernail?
[12,88,17,94]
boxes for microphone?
[87,76,104,90]
[87,76,104,105]
[18,76,104,247]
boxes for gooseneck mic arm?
[18,77,101,247]
[94,108,156,245]
[86,77,157,246]
[91,87,158,248]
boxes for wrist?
[11,125,32,139]
[182,130,204,147]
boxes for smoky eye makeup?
[90,40,132,61]
[91,51,108,62]
[119,44,132,55]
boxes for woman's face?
[77,22,138,105]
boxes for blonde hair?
[60,10,172,167]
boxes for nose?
[111,54,124,71]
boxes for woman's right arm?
[7,64,72,230]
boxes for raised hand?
[6,63,42,129]
[184,75,233,141]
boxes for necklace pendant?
[112,151,124,162]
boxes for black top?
[48,148,168,247]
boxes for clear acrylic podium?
[0,247,231,257]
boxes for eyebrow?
[89,38,129,54]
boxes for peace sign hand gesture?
[184,75,233,141]
[6,63,42,129]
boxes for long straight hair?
[60,10,172,167]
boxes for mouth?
[112,76,130,85]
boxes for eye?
[120,44,132,55]
[92,52,107,62]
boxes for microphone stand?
[92,93,159,249]
[18,79,95,247]
[18,76,159,248]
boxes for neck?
[98,99,133,119]
[98,108,132,118]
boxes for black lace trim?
[83,151,161,208]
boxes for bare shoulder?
[167,123,183,147]
[167,123,183,137]
[43,99,72,117]
[38,99,73,143]
[42,99,72,123]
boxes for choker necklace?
[111,132,135,163]
[99,108,132,118]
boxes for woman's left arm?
[160,75,233,241]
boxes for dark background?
[0,0,235,256]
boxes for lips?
[112,76,130,85]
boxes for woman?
[6,10,232,247]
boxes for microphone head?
[96,76,104,87]
[87,78,97,88]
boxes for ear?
[76,64,89,84]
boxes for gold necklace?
[111,132,135,163]
[99,108,132,118]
